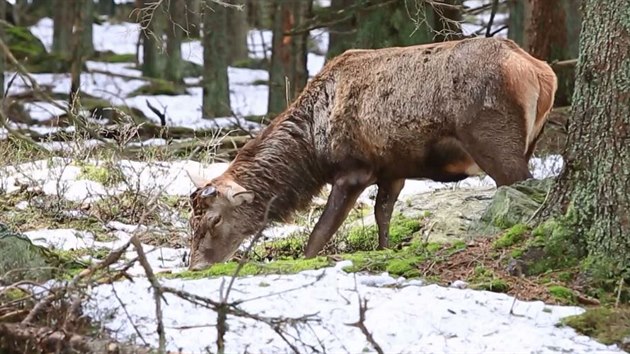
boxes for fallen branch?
[0,322,170,354]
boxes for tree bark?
[52,0,73,57]
[525,0,580,106]
[227,1,249,64]
[69,0,85,108]
[140,0,166,79]
[325,0,355,60]
[97,0,115,16]
[354,0,433,50]
[0,0,4,101]
[184,0,201,38]
[507,0,531,46]
[267,0,312,116]
[432,0,464,42]
[165,0,184,84]
[544,0,630,271]
[82,0,94,58]
[201,0,231,118]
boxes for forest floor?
[1,5,628,354]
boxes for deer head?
[186,170,255,271]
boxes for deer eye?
[200,186,217,198]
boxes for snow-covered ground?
[2,4,622,354]
[4,152,624,353]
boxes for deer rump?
[186,36,558,270]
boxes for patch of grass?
[493,223,528,249]
[77,161,125,187]
[165,257,333,279]
[344,213,423,252]
[469,265,510,293]
[548,285,575,304]
[561,307,630,351]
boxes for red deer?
[186,36,557,271]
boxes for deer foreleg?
[375,179,405,249]
[304,169,374,258]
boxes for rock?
[474,178,555,234]
[0,224,53,284]
[450,280,468,289]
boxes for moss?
[561,307,630,350]
[548,285,575,303]
[472,279,510,293]
[166,257,333,279]
[476,178,554,233]
[524,213,583,275]
[230,57,269,70]
[493,223,529,249]
[77,162,125,187]
[385,258,421,278]
[4,25,47,61]
[469,265,510,293]
[344,213,422,252]
[93,50,135,63]
[129,80,187,97]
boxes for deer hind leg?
[374,179,405,249]
[304,168,375,258]
[457,108,532,187]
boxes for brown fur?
[186,36,558,270]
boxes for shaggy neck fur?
[223,93,329,236]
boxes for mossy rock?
[548,285,575,303]
[475,178,555,233]
[561,307,630,351]
[0,225,52,284]
[493,223,529,249]
[129,80,188,97]
[92,50,136,63]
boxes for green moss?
[548,285,575,303]
[385,258,421,278]
[93,50,136,63]
[77,162,124,187]
[469,265,510,293]
[493,223,529,249]
[472,279,510,293]
[165,257,333,279]
[561,307,630,350]
[129,80,187,97]
[525,212,583,275]
[344,213,423,252]
[4,25,47,61]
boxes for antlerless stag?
[185,36,557,271]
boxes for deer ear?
[185,169,207,189]
[225,180,255,206]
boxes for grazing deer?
[186,36,557,271]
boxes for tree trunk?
[525,0,580,106]
[432,0,464,42]
[507,0,531,46]
[184,0,201,38]
[52,0,73,57]
[97,0,115,16]
[12,0,27,26]
[82,0,94,58]
[0,0,4,101]
[69,0,85,108]
[544,0,630,272]
[354,0,434,49]
[165,0,183,84]
[267,0,312,116]
[140,0,166,78]
[326,0,355,60]
[201,0,231,118]
[227,1,249,64]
